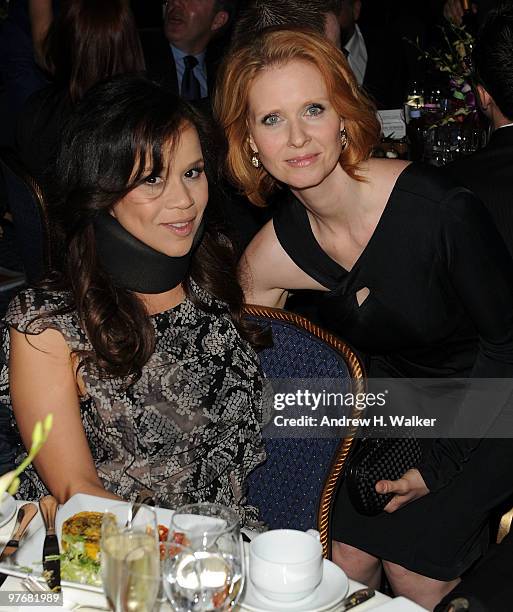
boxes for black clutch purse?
[346,437,422,516]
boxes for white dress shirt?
[344,24,368,86]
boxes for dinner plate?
[240,558,349,612]
[0,493,174,594]
[0,493,17,529]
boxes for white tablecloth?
[0,574,393,611]
[0,501,428,611]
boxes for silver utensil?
[340,587,375,610]
[22,576,109,610]
[0,503,38,561]
[39,495,61,592]
[445,598,470,612]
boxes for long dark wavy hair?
[44,0,145,102]
[43,75,266,380]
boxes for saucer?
[240,559,349,612]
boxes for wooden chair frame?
[243,304,366,558]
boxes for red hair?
[215,28,381,206]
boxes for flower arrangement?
[415,24,478,126]
[0,414,53,506]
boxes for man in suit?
[141,0,235,102]
[444,7,513,258]
[337,0,408,109]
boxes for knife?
[340,587,375,610]
[0,503,38,561]
[39,495,61,592]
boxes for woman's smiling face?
[112,124,208,258]
[248,60,344,192]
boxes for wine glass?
[166,503,245,611]
[100,503,159,612]
[161,540,204,612]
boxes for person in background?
[141,0,236,103]
[0,0,56,147]
[215,28,513,609]
[444,7,513,259]
[231,0,342,50]
[336,0,408,109]
[443,0,500,27]
[28,0,54,68]
[2,75,268,523]
[16,0,145,195]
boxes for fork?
[21,576,108,611]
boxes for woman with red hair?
[215,27,513,609]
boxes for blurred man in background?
[141,0,236,102]
[444,7,513,257]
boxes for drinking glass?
[101,503,159,612]
[119,549,161,612]
[166,503,244,611]
[161,540,204,612]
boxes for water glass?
[166,503,244,611]
[162,540,204,612]
[101,503,159,612]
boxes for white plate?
[0,493,17,529]
[240,558,349,612]
[0,493,174,594]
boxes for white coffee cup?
[249,529,323,602]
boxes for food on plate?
[158,524,169,542]
[60,510,169,586]
[61,511,107,586]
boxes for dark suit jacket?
[359,24,409,110]
[444,125,513,260]
[140,29,221,99]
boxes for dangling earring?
[340,128,348,150]
[251,152,261,168]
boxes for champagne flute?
[119,548,161,612]
[101,503,158,612]
[168,503,244,611]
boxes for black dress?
[273,163,513,580]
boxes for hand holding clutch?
[376,468,429,513]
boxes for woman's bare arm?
[9,327,120,504]
[240,220,325,307]
[28,0,54,68]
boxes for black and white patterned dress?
[0,282,266,526]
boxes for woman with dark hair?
[2,75,267,526]
[16,0,145,190]
[215,28,513,608]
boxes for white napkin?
[372,596,429,611]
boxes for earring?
[340,128,348,150]
[251,152,261,168]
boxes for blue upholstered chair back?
[245,306,364,553]
[0,155,50,285]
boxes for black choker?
[93,212,204,293]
